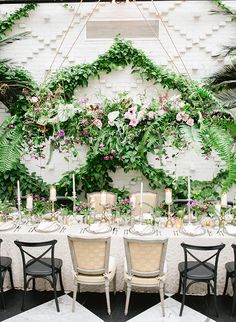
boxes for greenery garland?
[0,3,38,39]
[211,0,236,22]
[0,4,235,203]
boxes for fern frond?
[0,126,23,172]
[216,89,236,109]
[180,125,201,148]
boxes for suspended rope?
[151,0,191,78]
[58,0,101,70]
[133,1,181,74]
[43,0,84,83]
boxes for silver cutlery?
[28,226,35,232]
[80,228,85,234]
[60,226,66,233]
[14,225,20,232]
[207,229,212,236]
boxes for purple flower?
[51,137,58,141]
[81,118,88,125]
[100,144,105,148]
[34,108,41,113]
[104,156,109,160]
[83,129,89,135]
[8,124,15,129]
[58,130,65,137]
[109,155,113,160]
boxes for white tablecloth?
[0,224,234,294]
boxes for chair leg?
[8,267,14,290]
[105,281,111,315]
[0,282,5,310]
[207,283,210,295]
[124,282,131,316]
[212,282,218,317]
[52,275,60,312]
[179,278,187,316]
[72,283,78,313]
[32,278,36,291]
[113,274,116,296]
[177,274,182,294]
[231,280,236,316]
[223,273,229,296]
[159,281,165,317]
[59,269,64,293]
[21,277,29,311]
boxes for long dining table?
[0,223,234,295]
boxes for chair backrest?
[181,242,225,279]
[87,191,117,213]
[124,238,168,277]
[130,192,158,216]
[68,236,111,275]
[0,239,2,283]
[14,240,58,274]
[231,244,236,273]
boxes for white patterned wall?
[1,1,236,199]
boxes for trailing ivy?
[0,3,38,39]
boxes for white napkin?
[133,224,153,234]
[142,213,153,220]
[225,225,236,235]
[183,225,203,235]
[0,221,14,230]
[90,223,109,233]
[36,221,59,232]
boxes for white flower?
[108,111,119,125]
[158,109,165,117]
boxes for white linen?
[35,221,60,232]
[142,213,153,220]
[225,225,236,235]
[89,223,109,233]
[182,224,204,236]
[1,225,234,295]
[133,224,153,234]
[0,221,15,231]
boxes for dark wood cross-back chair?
[14,239,64,312]
[0,238,14,309]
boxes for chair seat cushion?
[26,258,63,276]
[225,262,235,275]
[124,259,164,287]
[0,256,12,271]
[178,261,215,280]
[76,256,116,285]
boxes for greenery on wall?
[0,4,235,203]
[211,0,236,22]
[0,3,37,39]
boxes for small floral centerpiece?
[75,201,90,216]
[0,200,13,222]
[110,196,133,225]
[31,195,51,216]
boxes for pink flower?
[176,113,182,122]
[137,110,145,121]
[124,107,137,120]
[81,118,88,125]
[104,156,109,160]
[79,97,86,104]
[129,119,139,127]
[182,114,189,122]
[186,118,194,126]
[93,119,102,128]
[30,96,38,104]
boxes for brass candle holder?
[165,204,173,228]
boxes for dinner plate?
[0,221,16,231]
[224,225,236,236]
[35,222,61,233]
[129,226,155,236]
[86,225,112,234]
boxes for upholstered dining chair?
[87,191,117,214]
[130,192,158,217]
[14,239,64,312]
[223,243,236,315]
[0,239,14,309]
[68,236,116,315]
[123,238,168,316]
[178,242,225,317]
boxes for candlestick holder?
[51,201,56,222]
[72,193,77,214]
[100,203,109,223]
[17,197,22,224]
[218,208,225,231]
[27,209,33,226]
[165,204,173,228]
